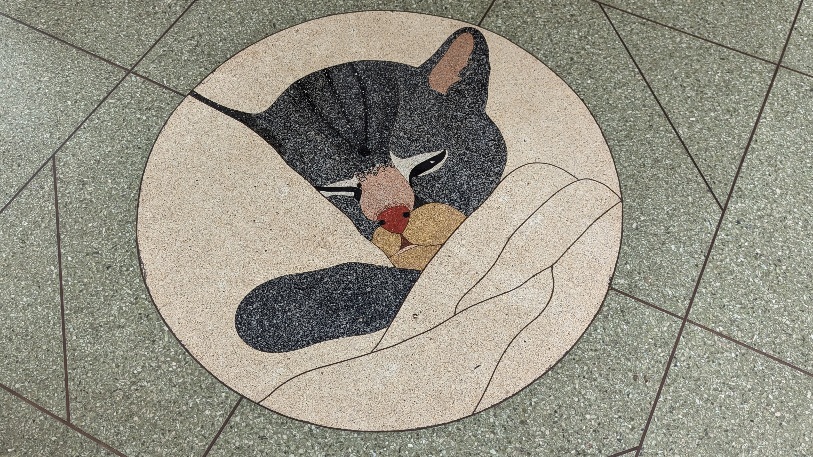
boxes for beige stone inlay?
[477,204,623,412]
[264,268,555,431]
[138,11,622,430]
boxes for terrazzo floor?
[1,1,812,456]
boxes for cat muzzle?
[371,202,466,271]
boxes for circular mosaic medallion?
[137,12,622,431]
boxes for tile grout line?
[2,0,199,449]
[593,1,813,83]
[608,287,682,320]
[781,64,813,81]
[598,3,724,211]
[477,0,498,26]
[609,287,813,378]
[0,382,129,457]
[0,0,200,218]
[0,10,129,71]
[0,11,186,97]
[632,2,805,455]
[608,446,639,457]
[594,1,777,66]
[687,320,813,378]
[51,157,71,424]
[0,80,123,217]
[201,397,243,457]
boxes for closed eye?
[391,150,448,181]
[409,150,447,180]
[315,177,361,200]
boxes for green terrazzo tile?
[602,0,800,62]
[640,325,813,456]
[54,75,238,456]
[0,168,65,417]
[785,0,813,75]
[483,0,719,316]
[2,0,192,67]
[0,15,124,209]
[0,389,115,457]
[206,292,679,456]
[691,69,813,373]
[607,9,775,204]
[134,0,493,93]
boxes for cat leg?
[235,262,420,353]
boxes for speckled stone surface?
[0,15,123,208]
[483,0,719,316]
[0,389,113,457]
[53,76,237,456]
[207,292,679,456]
[607,9,775,203]
[602,0,801,61]
[138,13,622,429]
[640,326,813,456]
[0,168,65,416]
[2,0,813,453]
[2,0,192,67]
[785,0,813,75]
[135,0,494,93]
[691,69,813,373]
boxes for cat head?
[200,28,507,266]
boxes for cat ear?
[420,28,490,108]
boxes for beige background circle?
[137,11,622,431]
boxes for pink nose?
[377,205,411,234]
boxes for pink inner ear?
[429,33,475,95]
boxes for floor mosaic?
[1,1,811,456]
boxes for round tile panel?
[137,11,622,431]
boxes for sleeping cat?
[190,27,507,352]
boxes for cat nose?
[377,205,411,234]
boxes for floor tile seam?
[593,1,780,66]
[610,286,813,378]
[200,397,243,457]
[597,3,724,211]
[125,0,199,81]
[0,11,129,72]
[477,0,498,26]
[0,382,128,457]
[0,76,126,217]
[50,157,71,424]
[686,319,813,378]
[780,64,813,81]
[608,287,683,320]
[0,0,199,217]
[608,446,639,457]
[0,10,187,98]
[632,1,805,454]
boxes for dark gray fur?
[192,28,507,352]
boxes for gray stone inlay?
[640,326,813,456]
[483,0,719,316]
[691,69,813,373]
[0,168,65,416]
[55,75,237,456]
[134,0,494,93]
[607,8,775,203]
[206,292,679,456]
[0,15,124,209]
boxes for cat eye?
[316,177,362,200]
[391,150,448,181]
[408,150,447,181]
